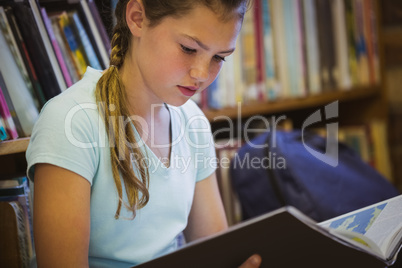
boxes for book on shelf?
[0,177,34,263]
[25,0,67,92]
[0,116,7,141]
[0,71,23,139]
[69,10,102,70]
[41,6,74,88]
[5,0,64,100]
[49,14,81,84]
[57,11,88,77]
[0,201,30,268]
[0,83,18,140]
[0,6,42,110]
[4,6,47,107]
[87,0,110,57]
[302,0,321,95]
[0,19,39,137]
[78,0,109,69]
[135,194,402,268]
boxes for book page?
[319,195,402,258]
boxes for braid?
[95,0,149,219]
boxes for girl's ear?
[126,0,145,37]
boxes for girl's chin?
[165,97,192,107]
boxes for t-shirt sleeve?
[26,97,100,185]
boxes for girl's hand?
[239,254,262,268]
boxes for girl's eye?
[181,45,196,54]
[213,55,226,63]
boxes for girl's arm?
[183,173,262,268]
[183,172,228,242]
[33,163,91,268]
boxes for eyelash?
[180,44,226,63]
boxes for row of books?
[0,177,33,268]
[193,0,380,110]
[0,0,110,141]
[214,120,393,226]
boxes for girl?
[26,0,261,267]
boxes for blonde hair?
[96,0,251,219]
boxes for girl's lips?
[178,86,198,97]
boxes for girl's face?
[130,4,243,107]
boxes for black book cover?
[4,6,47,107]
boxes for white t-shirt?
[26,67,217,266]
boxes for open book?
[135,195,402,268]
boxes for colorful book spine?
[353,0,370,85]
[0,27,39,136]
[58,12,88,77]
[303,0,321,94]
[271,0,290,98]
[362,0,380,84]
[283,0,303,97]
[253,0,266,101]
[0,86,18,140]
[344,0,359,86]
[41,8,73,87]
[79,0,110,68]
[70,11,102,70]
[50,17,80,84]
[262,0,279,100]
[332,0,351,89]
[240,6,258,101]
[0,7,40,110]
[0,117,7,141]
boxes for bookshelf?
[0,0,400,182]
[204,85,381,121]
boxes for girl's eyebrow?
[181,34,235,54]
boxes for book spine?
[253,0,266,101]
[294,0,307,97]
[50,17,80,84]
[0,71,24,137]
[332,0,351,89]
[0,7,40,110]
[0,86,18,139]
[344,0,359,86]
[88,0,111,55]
[0,26,39,136]
[353,0,370,85]
[5,7,47,107]
[271,0,290,98]
[27,0,67,91]
[79,0,110,68]
[303,0,321,94]
[70,11,102,70]
[0,116,8,141]
[262,0,278,100]
[41,7,73,87]
[58,12,88,77]
[240,6,258,102]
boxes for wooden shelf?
[0,138,30,156]
[204,85,381,122]
[382,27,402,46]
